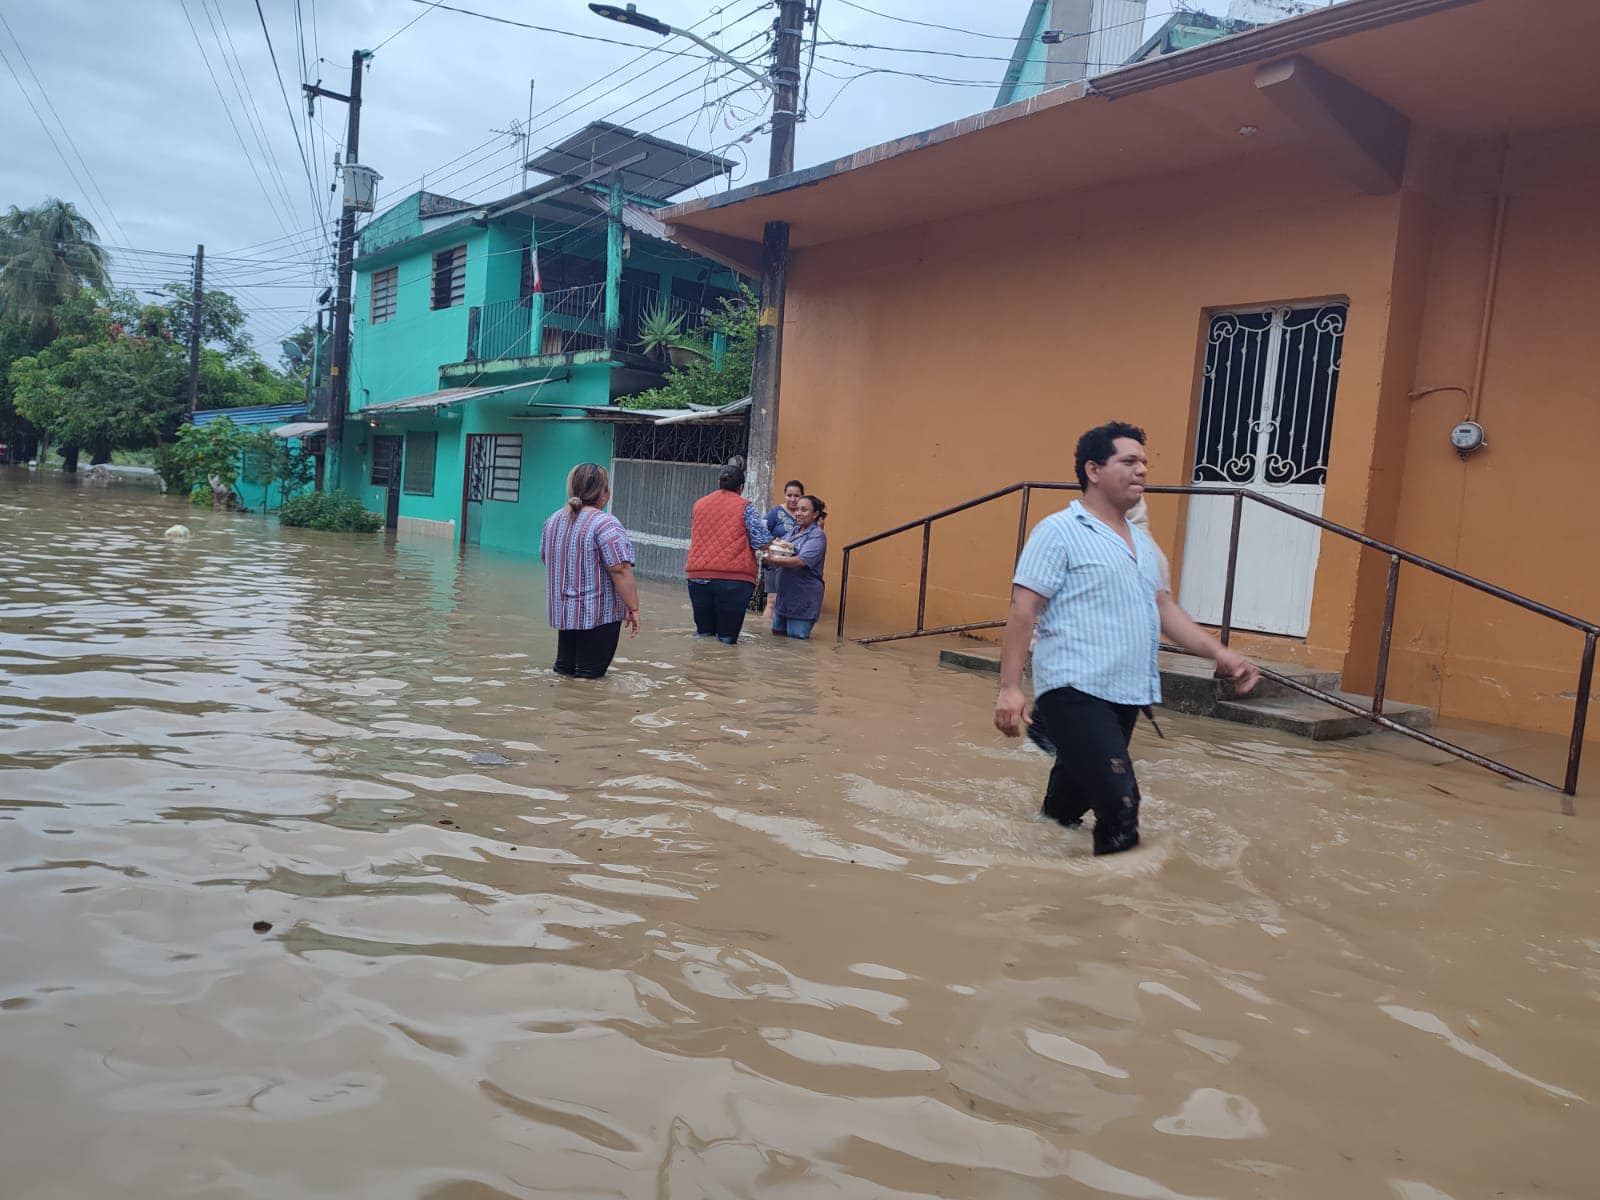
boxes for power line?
[176,0,307,248]
[254,0,328,240]
[831,0,1018,41]
[216,3,773,259]
[0,6,133,246]
[196,0,307,236]
[400,0,761,58]
[375,0,447,52]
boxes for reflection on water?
[1,471,1595,1199]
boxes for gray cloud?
[1,0,1238,354]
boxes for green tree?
[152,281,253,361]
[158,416,248,503]
[0,199,110,333]
[0,314,49,459]
[9,317,186,462]
[620,285,756,411]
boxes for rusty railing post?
[835,549,851,640]
[1565,631,1596,796]
[1014,485,1032,567]
[1372,553,1401,715]
[1218,489,1244,647]
[916,520,931,634]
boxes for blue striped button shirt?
[1013,500,1166,706]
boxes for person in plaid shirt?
[540,463,640,680]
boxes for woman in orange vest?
[684,463,774,644]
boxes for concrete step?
[1214,691,1435,740]
[939,647,1007,675]
[1157,652,1343,711]
[936,644,1433,742]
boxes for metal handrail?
[835,481,1597,798]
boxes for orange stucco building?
[663,0,1599,743]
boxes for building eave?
[659,0,1483,237]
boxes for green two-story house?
[336,123,745,555]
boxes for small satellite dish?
[280,340,306,366]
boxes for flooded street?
[1,471,1595,1200]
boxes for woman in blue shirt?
[765,495,827,639]
[762,479,805,620]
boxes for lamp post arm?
[667,26,772,91]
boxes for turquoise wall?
[336,366,616,556]
[464,368,613,557]
[236,454,316,513]
[352,224,480,410]
[339,412,465,528]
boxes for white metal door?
[1179,304,1346,637]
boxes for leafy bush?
[620,284,755,411]
[278,490,382,533]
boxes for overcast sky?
[1,0,1278,358]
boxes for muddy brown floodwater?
[0,471,1596,1200]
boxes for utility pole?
[187,244,204,417]
[304,50,369,490]
[744,0,807,516]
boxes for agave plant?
[634,300,688,360]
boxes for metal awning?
[271,421,327,439]
[519,397,750,425]
[359,382,530,415]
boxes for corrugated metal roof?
[193,403,307,427]
[358,382,530,415]
[271,422,327,439]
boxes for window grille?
[613,420,747,465]
[431,246,466,310]
[403,431,437,495]
[1192,304,1346,488]
[370,435,403,486]
[489,434,521,502]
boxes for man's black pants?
[554,621,622,680]
[1033,686,1142,855]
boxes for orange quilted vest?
[685,489,757,583]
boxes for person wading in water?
[994,421,1260,855]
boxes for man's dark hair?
[1075,421,1147,489]
[718,464,746,492]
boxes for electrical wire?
[217,2,774,259]
[253,0,327,241]
[375,0,446,53]
[399,0,759,57]
[196,0,307,237]
[0,6,133,247]
[175,0,306,248]
[830,0,1018,41]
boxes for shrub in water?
[278,491,383,533]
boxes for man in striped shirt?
[995,422,1259,856]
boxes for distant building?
[995,1,1150,106]
[330,123,750,569]
[997,0,1327,106]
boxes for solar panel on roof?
[526,121,734,202]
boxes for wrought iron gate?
[1180,303,1346,636]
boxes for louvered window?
[370,267,397,324]
[403,431,437,495]
[431,246,466,310]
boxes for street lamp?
[588,3,771,91]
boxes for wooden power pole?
[744,0,807,517]
[304,50,369,490]
[186,244,204,417]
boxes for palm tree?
[0,198,110,331]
